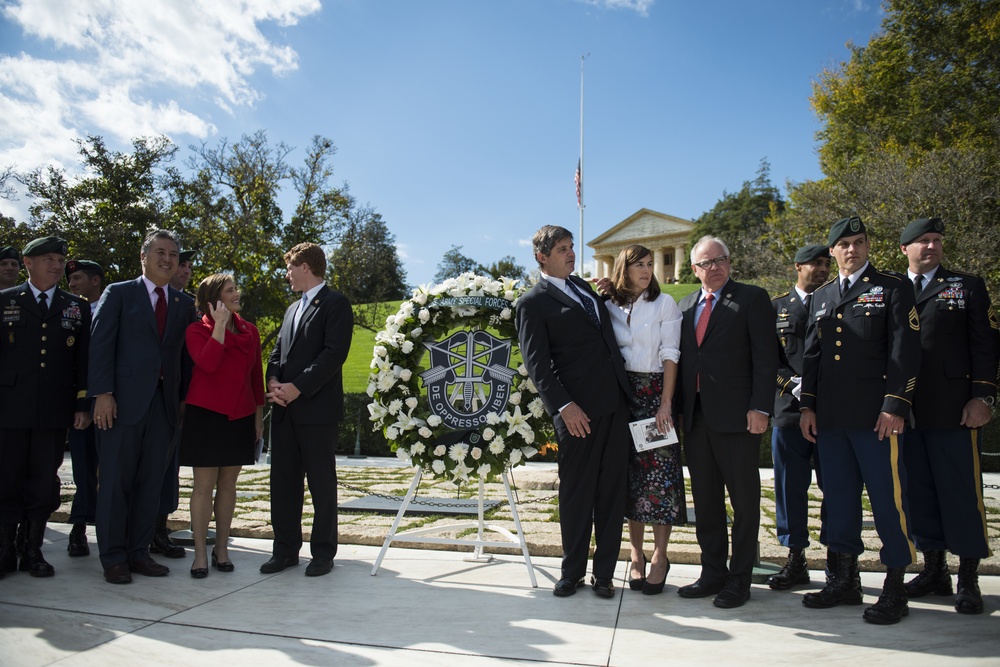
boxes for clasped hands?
[266,378,301,407]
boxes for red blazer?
[185,313,265,420]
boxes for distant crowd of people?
[1,216,996,627]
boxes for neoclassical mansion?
[587,208,694,282]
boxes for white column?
[653,248,665,284]
[674,244,685,281]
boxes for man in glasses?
[799,216,921,625]
[676,235,777,609]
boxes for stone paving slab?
[53,456,1000,574]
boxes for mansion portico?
[587,208,694,282]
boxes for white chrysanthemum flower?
[418,426,432,439]
[386,426,399,440]
[448,443,469,462]
[485,412,502,425]
[508,392,521,406]
[478,463,492,478]
[410,442,426,455]
[387,399,403,414]
[489,437,505,454]
[427,415,442,427]
[434,444,446,456]
[528,398,545,418]
[470,447,482,460]
[524,378,537,393]
[431,459,446,474]
[398,301,414,317]
[509,449,522,465]
[482,428,495,441]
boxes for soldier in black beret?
[767,244,831,591]
[0,246,21,290]
[798,216,922,624]
[897,217,999,614]
[0,237,91,578]
[63,259,106,557]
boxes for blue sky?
[0,0,884,286]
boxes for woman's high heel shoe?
[629,554,647,591]
[212,549,235,573]
[642,557,670,595]
[190,566,209,579]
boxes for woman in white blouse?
[604,244,686,595]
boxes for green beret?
[0,246,19,262]
[22,236,69,257]
[793,244,830,264]
[899,217,944,245]
[179,249,198,264]
[65,259,104,278]
[827,216,866,246]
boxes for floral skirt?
[625,371,687,525]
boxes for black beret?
[827,216,866,246]
[22,236,69,257]
[0,246,19,262]
[179,249,198,264]
[899,217,945,245]
[793,244,830,264]
[65,259,104,278]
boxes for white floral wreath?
[366,273,549,483]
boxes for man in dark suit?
[64,259,105,558]
[515,225,631,599]
[799,216,921,625]
[262,242,353,577]
[0,237,90,578]
[90,230,196,584]
[675,235,777,609]
[0,246,20,290]
[767,244,830,590]
[896,217,999,615]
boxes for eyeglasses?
[693,255,729,270]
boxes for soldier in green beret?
[0,237,91,578]
[0,246,21,290]
[897,217,999,615]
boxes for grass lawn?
[343,282,701,394]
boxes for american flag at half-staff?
[574,159,582,208]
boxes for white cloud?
[576,0,654,17]
[0,0,320,210]
[517,238,532,247]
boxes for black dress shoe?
[677,578,725,598]
[305,558,333,577]
[67,524,90,557]
[553,577,585,597]
[592,576,615,598]
[260,555,300,574]
[212,550,235,572]
[190,566,209,579]
[129,557,170,577]
[104,563,133,584]
[713,576,751,608]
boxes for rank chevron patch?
[908,306,920,331]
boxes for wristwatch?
[975,396,996,407]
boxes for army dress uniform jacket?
[772,289,809,429]
[800,264,921,430]
[911,267,1000,429]
[0,284,90,427]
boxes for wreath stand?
[370,467,538,587]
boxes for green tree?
[329,204,407,331]
[478,255,528,283]
[433,245,479,283]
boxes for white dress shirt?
[606,292,682,373]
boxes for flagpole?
[578,52,588,276]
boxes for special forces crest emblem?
[419,329,517,429]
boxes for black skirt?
[179,404,256,468]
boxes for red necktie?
[695,293,713,346]
[154,286,167,339]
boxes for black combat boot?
[22,521,55,577]
[67,522,90,557]
[0,524,17,575]
[955,558,983,615]
[802,552,863,608]
[149,515,186,558]
[904,549,952,598]
[863,566,908,624]
[768,547,810,590]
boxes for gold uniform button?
[40,362,46,368]
[837,313,843,319]
[835,341,842,347]
[834,355,841,361]
[41,323,47,329]
[41,336,47,342]
[836,327,842,333]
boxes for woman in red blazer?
[180,274,265,578]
